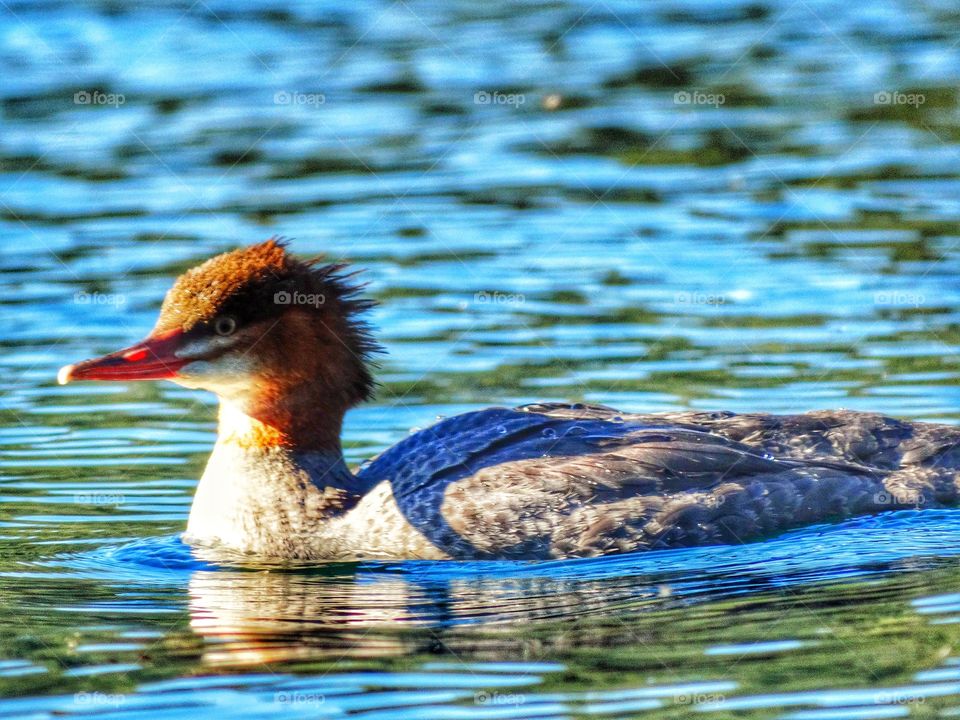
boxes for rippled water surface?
[5,0,960,717]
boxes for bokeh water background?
[6,0,960,717]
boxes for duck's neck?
[223,380,349,453]
[185,399,369,556]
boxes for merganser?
[57,239,960,560]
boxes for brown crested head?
[153,238,300,336]
[164,237,380,400]
[60,239,381,448]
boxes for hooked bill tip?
[57,364,75,386]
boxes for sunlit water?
[5,0,960,717]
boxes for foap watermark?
[874,91,924,107]
[874,290,925,308]
[474,290,525,305]
[273,90,325,107]
[674,691,727,706]
[74,692,127,708]
[74,90,125,107]
[474,90,525,107]
[274,691,325,707]
[675,291,726,306]
[874,490,926,507]
[674,90,725,107]
[74,291,126,307]
[475,691,526,707]
[873,690,925,706]
[74,492,125,505]
[274,290,325,308]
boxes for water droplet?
[568,425,586,435]
[542,428,557,439]
[358,459,373,471]
[496,425,508,434]
[612,416,625,424]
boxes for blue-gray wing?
[356,403,960,558]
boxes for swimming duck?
[57,240,960,560]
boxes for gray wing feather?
[358,402,960,559]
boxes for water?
[4,0,960,716]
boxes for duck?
[57,239,960,560]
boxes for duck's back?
[355,403,960,559]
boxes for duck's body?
[58,240,960,560]
[183,400,960,560]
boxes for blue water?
[6,0,960,716]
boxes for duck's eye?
[214,316,237,336]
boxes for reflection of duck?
[59,240,960,560]
[187,570,419,665]
[185,564,662,666]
